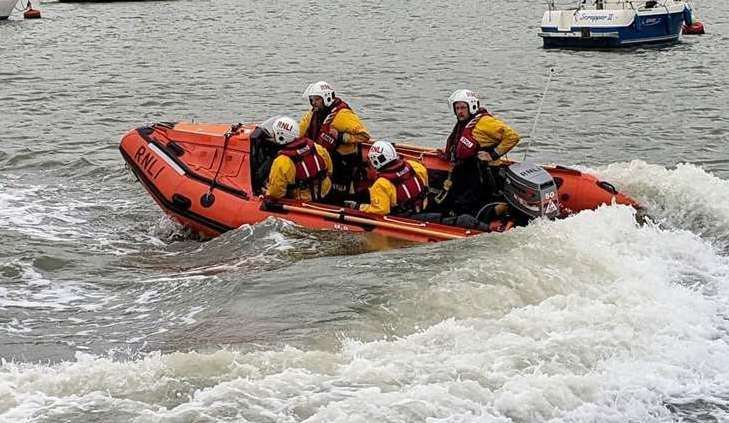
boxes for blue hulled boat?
[539,0,694,48]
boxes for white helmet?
[368,140,399,170]
[448,89,480,115]
[271,116,299,145]
[303,81,336,107]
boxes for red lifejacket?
[305,98,351,151]
[448,108,494,161]
[380,160,426,214]
[444,120,467,163]
[278,138,328,198]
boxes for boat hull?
[119,122,640,243]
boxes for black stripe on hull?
[120,146,235,234]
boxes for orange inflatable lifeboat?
[119,121,640,243]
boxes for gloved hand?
[477,151,495,161]
[343,200,358,209]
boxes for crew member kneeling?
[265,116,333,201]
[349,140,428,216]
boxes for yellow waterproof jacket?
[266,144,333,201]
[472,115,520,160]
[359,160,428,215]
[299,107,370,156]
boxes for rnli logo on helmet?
[465,91,478,98]
[276,120,293,131]
[371,145,383,153]
[320,83,333,91]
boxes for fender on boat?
[683,21,705,35]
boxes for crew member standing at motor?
[347,140,428,216]
[440,89,520,215]
[265,116,333,201]
[300,81,370,202]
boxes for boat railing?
[545,0,675,12]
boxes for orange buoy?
[683,21,705,35]
[24,8,41,19]
[23,1,41,19]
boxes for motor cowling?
[503,162,560,220]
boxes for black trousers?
[326,151,361,203]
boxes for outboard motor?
[503,162,560,220]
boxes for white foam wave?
[0,260,213,349]
[0,260,109,312]
[0,177,147,256]
[2,205,729,422]
[580,160,729,241]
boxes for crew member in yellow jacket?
[345,140,428,216]
[300,81,370,202]
[440,89,520,215]
[264,116,333,201]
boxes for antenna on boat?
[523,67,555,161]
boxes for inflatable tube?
[119,122,641,242]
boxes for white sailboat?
[0,0,20,19]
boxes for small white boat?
[0,0,20,19]
[539,0,694,48]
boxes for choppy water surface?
[2,0,729,421]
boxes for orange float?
[119,122,641,243]
[683,21,705,35]
[23,8,40,19]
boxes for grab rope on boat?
[201,123,242,207]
